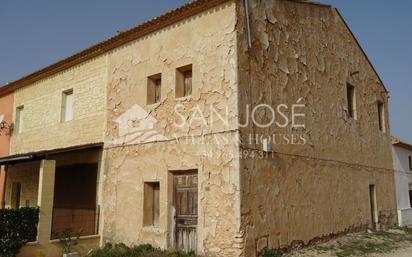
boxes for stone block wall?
[10,55,108,154]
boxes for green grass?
[332,228,412,257]
[287,228,412,257]
[334,240,396,257]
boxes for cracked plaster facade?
[236,1,397,256]
[103,1,397,256]
[103,2,242,257]
[1,1,398,257]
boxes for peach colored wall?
[0,92,13,157]
[0,92,14,207]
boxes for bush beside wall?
[0,207,40,257]
[88,243,197,257]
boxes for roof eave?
[334,8,389,94]
[0,0,232,95]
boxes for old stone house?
[392,137,412,226]
[0,0,397,257]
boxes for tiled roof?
[392,136,412,151]
[6,0,378,97]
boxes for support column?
[0,165,6,209]
[37,159,56,244]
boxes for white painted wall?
[393,144,412,226]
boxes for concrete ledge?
[49,234,101,243]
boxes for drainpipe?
[243,0,252,49]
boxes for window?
[409,184,412,207]
[377,101,385,132]
[61,89,74,122]
[176,64,193,98]
[15,106,24,133]
[346,84,356,119]
[11,182,21,209]
[147,74,162,104]
[143,182,160,227]
[409,156,412,171]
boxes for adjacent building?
[0,89,14,208]
[0,0,399,257]
[0,55,108,255]
[392,137,412,227]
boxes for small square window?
[143,182,160,227]
[176,65,192,98]
[346,84,356,119]
[147,74,162,105]
[377,101,386,132]
[61,89,74,122]
[15,106,24,133]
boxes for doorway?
[11,182,21,209]
[369,184,377,229]
[173,170,198,253]
[52,163,98,238]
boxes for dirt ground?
[284,228,412,257]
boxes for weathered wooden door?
[173,171,198,253]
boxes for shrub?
[262,249,282,257]
[54,228,82,254]
[87,243,197,257]
[0,207,40,257]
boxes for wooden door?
[173,171,198,253]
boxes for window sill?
[147,102,161,109]
[175,95,193,102]
[142,226,161,233]
[50,234,101,244]
[24,235,101,246]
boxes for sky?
[0,0,411,142]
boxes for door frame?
[168,169,199,252]
[369,184,378,230]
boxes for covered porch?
[0,144,104,255]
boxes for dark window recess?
[409,190,412,207]
[147,74,162,104]
[378,102,385,132]
[347,85,356,119]
[176,65,193,98]
[409,156,412,171]
[143,182,160,227]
